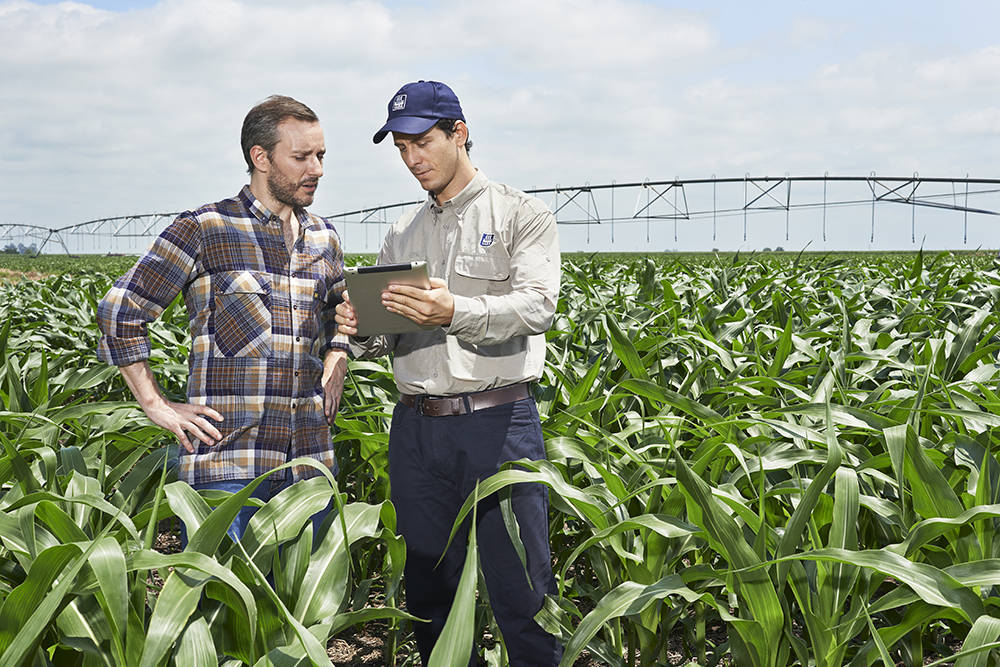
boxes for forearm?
[118,360,222,452]
[118,360,169,413]
[322,347,349,383]
[447,289,557,345]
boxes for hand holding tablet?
[341,261,436,336]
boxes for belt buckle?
[415,395,426,416]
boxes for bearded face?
[266,158,318,208]
[262,119,324,209]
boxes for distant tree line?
[2,242,37,255]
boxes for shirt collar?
[429,169,488,215]
[238,184,313,228]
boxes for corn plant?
[4,251,1000,665]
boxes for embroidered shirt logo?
[479,233,495,247]
[392,94,407,111]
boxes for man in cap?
[335,80,562,665]
[97,95,347,541]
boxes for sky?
[2,0,999,253]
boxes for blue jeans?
[180,467,333,547]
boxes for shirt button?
[295,336,301,342]
[292,304,298,310]
[294,370,299,377]
[291,401,297,409]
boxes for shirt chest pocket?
[452,253,511,297]
[212,270,273,358]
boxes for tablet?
[344,261,435,336]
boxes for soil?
[0,268,48,281]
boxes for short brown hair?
[241,95,319,174]
[435,119,472,154]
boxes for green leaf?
[0,535,109,667]
[241,476,335,571]
[558,514,698,588]
[818,468,860,621]
[618,379,729,433]
[780,548,982,622]
[774,402,842,590]
[899,504,1000,557]
[673,445,783,666]
[89,537,128,666]
[172,616,216,667]
[187,457,338,557]
[444,465,612,561]
[232,541,332,667]
[955,615,1000,667]
[294,501,386,626]
[29,350,48,407]
[428,488,479,667]
[557,575,709,667]
[896,424,964,520]
[54,598,114,666]
[944,308,990,381]
[328,606,423,637]
[139,569,210,667]
[604,314,649,380]
[128,550,257,632]
[766,316,794,377]
[568,354,603,405]
[0,544,78,657]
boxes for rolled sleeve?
[349,333,397,359]
[96,214,200,366]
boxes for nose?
[401,147,421,171]
[310,155,323,179]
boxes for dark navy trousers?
[389,397,563,666]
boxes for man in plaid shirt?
[97,95,348,540]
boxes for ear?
[250,145,270,173]
[452,121,469,147]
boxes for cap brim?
[372,116,439,144]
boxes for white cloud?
[917,45,1000,90]
[788,17,845,47]
[1,0,998,252]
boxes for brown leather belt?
[400,382,531,417]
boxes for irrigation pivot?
[3,175,998,254]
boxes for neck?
[433,159,477,205]
[249,175,295,223]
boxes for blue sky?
[4,0,999,252]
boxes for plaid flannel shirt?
[97,186,348,484]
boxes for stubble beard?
[267,167,316,209]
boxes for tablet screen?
[344,261,435,336]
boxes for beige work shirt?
[350,170,560,395]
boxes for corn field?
[2,251,1000,666]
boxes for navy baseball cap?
[372,80,465,144]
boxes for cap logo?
[392,94,407,112]
[480,233,495,247]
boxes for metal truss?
[0,213,181,255]
[3,175,998,254]
[327,174,999,247]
